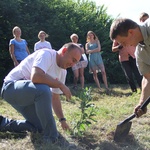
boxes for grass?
[0,84,149,150]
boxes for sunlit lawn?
[0,84,149,150]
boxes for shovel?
[114,97,150,142]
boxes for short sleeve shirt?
[9,38,28,60]
[4,49,66,94]
[34,41,52,51]
[135,19,150,75]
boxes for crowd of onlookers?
[8,12,149,93]
[9,26,110,92]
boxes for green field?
[0,84,149,150]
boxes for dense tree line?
[0,0,126,86]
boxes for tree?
[0,0,126,86]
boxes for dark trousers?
[121,57,142,92]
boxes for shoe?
[106,88,111,95]
[54,134,77,149]
[0,115,4,131]
[43,134,78,150]
[0,115,3,124]
[98,88,102,92]
[132,89,137,93]
[106,87,110,92]
[72,85,78,90]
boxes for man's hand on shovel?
[134,104,147,118]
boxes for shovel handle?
[119,96,150,125]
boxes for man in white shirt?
[0,43,82,144]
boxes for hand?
[60,121,70,131]
[59,84,72,101]
[118,45,123,49]
[14,61,19,67]
[86,50,92,54]
[134,104,147,118]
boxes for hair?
[86,31,98,42]
[140,12,149,18]
[63,42,82,53]
[109,18,138,40]
[70,33,78,40]
[12,26,21,37]
[139,12,149,22]
[38,31,49,39]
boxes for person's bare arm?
[9,44,19,66]
[112,40,123,52]
[31,67,72,100]
[52,93,70,130]
[81,47,85,54]
[26,46,30,55]
[134,74,150,117]
[90,40,101,53]
[85,43,90,54]
[85,40,101,54]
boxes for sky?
[93,0,150,23]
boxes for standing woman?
[34,31,52,51]
[9,26,30,67]
[70,33,88,89]
[112,40,142,93]
[85,31,109,91]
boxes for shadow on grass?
[70,85,133,100]
[0,131,146,150]
[30,132,83,150]
[108,89,133,97]
[0,131,27,139]
[73,131,146,150]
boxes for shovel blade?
[114,121,132,142]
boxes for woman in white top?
[70,33,88,89]
[34,31,52,51]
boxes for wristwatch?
[59,118,66,122]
